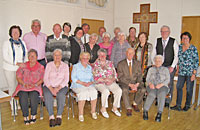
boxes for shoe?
[155,101,158,106]
[170,105,182,111]
[126,109,132,116]
[155,112,162,122]
[111,109,121,117]
[165,103,170,108]
[101,110,109,118]
[91,113,97,120]
[132,104,140,112]
[79,115,84,122]
[55,118,62,126]
[24,117,30,125]
[183,106,190,111]
[49,119,56,127]
[143,111,148,120]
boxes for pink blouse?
[98,42,114,60]
[44,61,69,88]
[12,61,44,97]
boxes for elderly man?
[143,55,170,122]
[97,27,106,44]
[151,25,179,107]
[45,23,71,65]
[23,19,47,67]
[81,23,90,44]
[117,48,146,116]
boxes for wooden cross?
[133,4,158,35]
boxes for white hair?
[118,32,127,39]
[154,55,164,63]
[31,19,41,26]
[102,32,111,39]
[160,25,170,32]
[53,49,62,55]
[89,33,98,41]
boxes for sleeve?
[147,43,153,66]
[93,64,101,81]
[39,65,45,80]
[163,68,170,87]
[16,67,23,79]
[117,62,131,86]
[151,41,157,65]
[2,41,14,65]
[171,40,179,68]
[146,68,153,85]
[136,62,143,83]
[60,65,69,88]
[22,41,28,62]
[71,65,78,83]
[110,43,116,63]
[192,46,199,72]
[43,63,51,87]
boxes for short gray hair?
[31,19,41,26]
[126,47,135,53]
[160,25,170,32]
[53,49,62,55]
[154,55,164,63]
[97,48,108,56]
[114,27,121,33]
[118,32,126,39]
[89,33,98,41]
[102,32,111,39]
[28,49,38,57]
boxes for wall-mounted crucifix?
[133,4,158,35]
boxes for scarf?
[135,42,149,77]
[9,38,26,64]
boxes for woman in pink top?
[13,49,44,125]
[43,49,69,127]
[98,32,114,60]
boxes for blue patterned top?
[178,44,199,76]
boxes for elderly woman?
[71,52,97,122]
[111,32,131,68]
[84,33,100,63]
[111,27,121,44]
[43,49,69,127]
[3,25,28,115]
[134,32,153,81]
[98,32,114,60]
[69,27,84,65]
[171,32,199,112]
[62,22,71,38]
[12,49,44,125]
[143,55,170,122]
[127,27,138,47]
[93,48,122,118]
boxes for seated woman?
[71,52,97,122]
[43,49,69,127]
[98,32,114,60]
[93,48,122,118]
[143,55,170,122]
[12,49,44,125]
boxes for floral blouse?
[178,44,199,76]
[93,60,117,83]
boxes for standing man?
[117,48,146,116]
[23,19,47,67]
[111,27,121,44]
[97,27,106,44]
[151,25,179,107]
[81,23,90,44]
[46,24,71,65]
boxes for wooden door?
[81,18,104,35]
[182,16,200,62]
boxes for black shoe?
[49,119,56,127]
[165,103,169,108]
[155,101,158,106]
[170,105,182,111]
[143,111,148,120]
[155,112,162,122]
[183,106,190,111]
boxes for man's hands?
[129,83,139,91]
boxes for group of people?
[2,19,199,127]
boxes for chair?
[13,96,44,122]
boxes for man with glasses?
[23,19,47,67]
[151,25,179,108]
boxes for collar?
[126,59,132,66]
[162,37,169,43]
[54,34,62,40]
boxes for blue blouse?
[178,44,199,76]
[71,62,94,88]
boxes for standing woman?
[98,32,114,60]
[69,27,85,65]
[84,33,100,64]
[171,32,199,111]
[134,32,153,81]
[3,25,28,115]
[62,22,71,38]
[111,32,131,68]
[127,27,138,47]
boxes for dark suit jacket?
[117,59,143,89]
[69,36,81,65]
